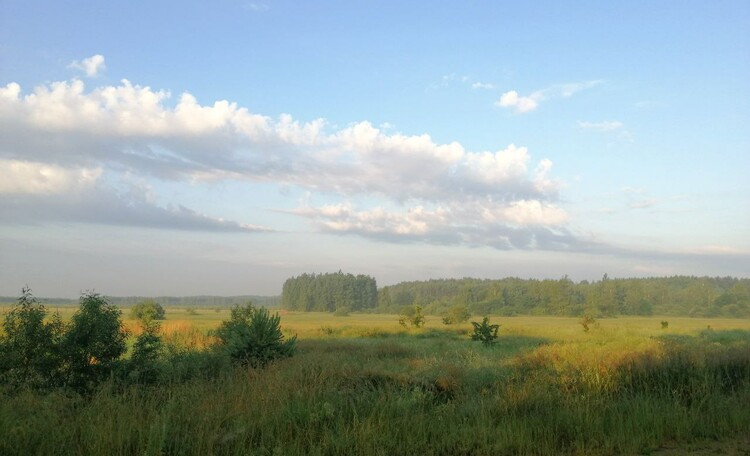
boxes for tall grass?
[1,316,749,455]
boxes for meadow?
[1,307,749,455]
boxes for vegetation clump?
[130,299,165,322]
[580,315,596,332]
[398,305,425,328]
[441,304,471,325]
[213,303,297,367]
[471,316,499,345]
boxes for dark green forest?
[282,272,378,312]
[376,275,750,318]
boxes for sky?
[1,1,749,298]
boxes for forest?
[281,271,378,312]
[377,275,750,318]
[280,274,750,318]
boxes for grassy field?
[1,308,749,455]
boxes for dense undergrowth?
[1,318,749,455]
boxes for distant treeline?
[377,275,750,318]
[0,295,281,308]
[282,272,378,312]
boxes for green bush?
[213,303,297,368]
[471,317,499,346]
[128,319,164,384]
[441,304,471,325]
[399,305,425,328]
[0,287,63,389]
[60,292,129,391]
[130,299,165,323]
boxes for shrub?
[0,287,63,389]
[442,304,471,325]
[60,292,129,390]
[661,320,669,329]
[130,299,165,322]
[399,305,425,328]
[471,317,499,346]
[213,303,297,368]
[580,315,596,332]
[128,319,164,384]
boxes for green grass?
[1,312,749,455]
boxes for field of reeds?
[1,310,749,455]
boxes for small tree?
[471,317,499,346]
[580,315,596,332]
[60,292,129,390]
[129,318,163,384]
[0,287,63,388]
[442,304,471,325]
[399,305,425,328]
[213,303,296,368]
[130,299,165,323]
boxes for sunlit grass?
[2,309,749,455]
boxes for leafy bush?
[441,304,471,325]
[0,287,63,389]
[60,292,129,390]
[398,305,425,328]
[579,315,596,332]
[130,299,165,322]
[213,303,297,368]
[471,317,499,346]
[128,319,164,384]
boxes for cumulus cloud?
[68,55,106,77]
[1,77,570,249]
[496,90,540,113]
[0,159,102,195]
[497,80,602,114]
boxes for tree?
[441,304,471,325]
[0,287,63,388]
[130,299,165,323]
[398,305,425,328]
[213,303,297,368]
[471,317,499,346]
[60,292,129,390]
[128,318,163,384]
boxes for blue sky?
[1,1,748,297]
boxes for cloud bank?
[1,74,572,248]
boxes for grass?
[1,311,749,455]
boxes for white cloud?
[577,120,623,131]
[0,162,270,233]
[497,80,602,114]
[496,90,540,113]
[68,55,106,77]
[0,159,102,195]
[559,80,602,97]
[471,82,495,90]
[0,77,571,249]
